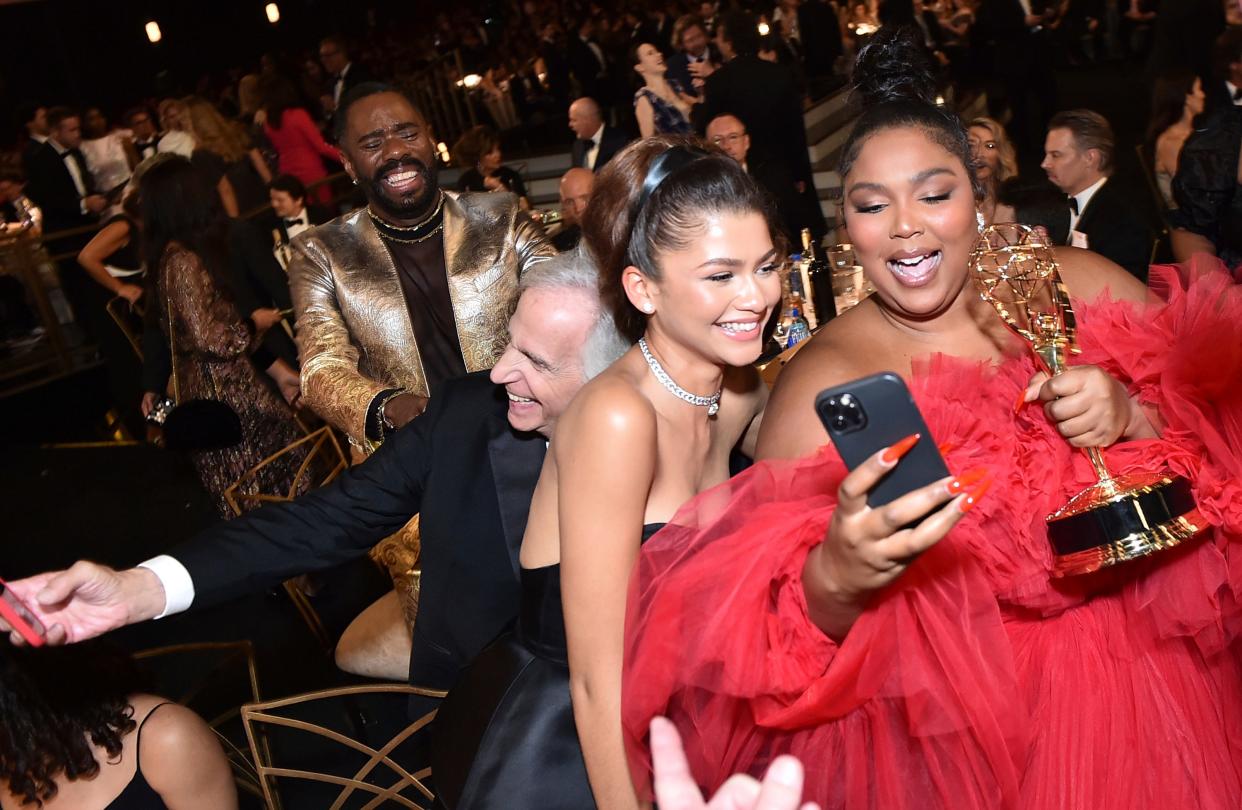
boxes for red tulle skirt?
[623,260,1242,810]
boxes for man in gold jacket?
[290,83,555,451]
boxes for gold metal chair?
[135,640,266,804]
[105,294,145,360]
[224,426,350,651]
[241,683,447,810]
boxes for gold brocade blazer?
[289,191,554,446]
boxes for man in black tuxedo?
[23,107,107,241]
[125,107,162,161]
[19,105,51,178]
[1041,109,1153,281]
[694,13,824,237]
[1,252,630,707]
[666,15,719,98]
[973,0,1058,159]
[569,97,629,172]
[320,35,373,122]
[568,17,613,111]
[707,113,824,244]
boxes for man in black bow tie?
[1041,109,1153,280]
[125,106,161,161]
[320,35,372,123]
[569,97,629,173]
[24,107,107,241]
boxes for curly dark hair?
[0,642,149,807]
[838,26,982,204]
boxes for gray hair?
[518,248,631,379]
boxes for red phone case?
[0,579,47,647]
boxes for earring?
[976,210,986,233]
[642,302,654,313]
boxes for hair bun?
[851,26,938,109]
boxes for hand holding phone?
[0,579,47,647]
[803,374,993,639]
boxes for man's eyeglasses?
[712,132,746,145]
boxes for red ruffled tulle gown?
[622,261,1242,810]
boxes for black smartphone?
[815,372,949,508]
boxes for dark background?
[0,0,410,144]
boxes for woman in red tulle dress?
[622,29,1242,810]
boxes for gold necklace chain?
[367,192,445,233]
[376,219,444,245]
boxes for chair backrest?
[224,425,348,515]
[241,683,447,810]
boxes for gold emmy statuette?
[970,223,1205,577]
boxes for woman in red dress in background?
[260,76,340,205]
[622,27,1242,810]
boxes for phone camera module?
[826,393,868,434]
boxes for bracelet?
[374,389,408,442]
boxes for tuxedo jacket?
[23,141,98,236]
[1064,177,1154,282]
[694,55,813,185]
[568,36,611,104]
[171,371,547,691]
[571,125,630,172]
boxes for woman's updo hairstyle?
[582,134,780,342]
[839,26,983,202]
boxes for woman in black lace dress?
[139,157,306,518]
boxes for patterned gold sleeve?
[289,237,387,445]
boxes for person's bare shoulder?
[1054,246,1148,306]
[557,371,658,451]
[133,697,236,808]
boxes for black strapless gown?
[432,523,665,809]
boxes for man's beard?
[364,156,440,221]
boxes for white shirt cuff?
[137,555,195,619]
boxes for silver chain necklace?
[638,338,722,416]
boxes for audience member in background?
[799,0,847,79]
[320,35,373,121]
[0,641,237,810]
[0,172,38,229]
[1042,109,1153,280]
[19,105,51,176]
[967,116,1018,224]
[553,167,595,251]
[1170,26,1242,267]
[23,107,107,240]
[79,107,136,207]
[184,96,272,217]
[140,157,303,517]
[261,75,341,206]
[126,107,162,161]
[570,17,615,114]
[1147,72,1206,210]
[666,15,718,96]
[695,11,825,241]
[155,98,195,158]
[262,173,331,270]
[633,43,694,137]
[707,112,808,245]
[78,159,168,308]
[236,73,265,128]
[569,97,629,172]
[973,0,1058,159]
[453,125,531,209]
[539,21,574,112]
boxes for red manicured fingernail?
[937,441,955,456]
[881,433,920,465]
[1013,390,1028,415]
[947,467,990,494]
[959,476,994,513]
